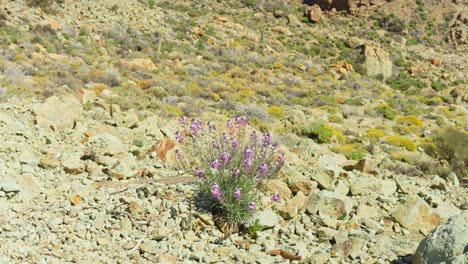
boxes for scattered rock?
[391,196,443,234]
[349,175,397,196]
[305,5,322,23]
[306,191,353,219]
[279,191,308,219]
[260,179,292,199]
[252,208,279,229]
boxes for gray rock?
[62,152,85,175]
[414,211,468,264]
[363,45,392,80]
[391,196,443,234]
[310,169,333,190]
[1,179,21,193]
[350,176,397,196]
[306,191,353,219]
[89,133,124,156]
[34,95,82,132]
[251,208,279,229]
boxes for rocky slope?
[0,0,467,263]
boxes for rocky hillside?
[0,0,467,263]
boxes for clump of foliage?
[394,115,424,135]
[386,72,425,91]
[174,116,285,230]
[297,123,333,143]
[427,128,468,179]
[267,106,285,119]
[386,135,417,151]
[375,103,396,120]
[374,12,406,33]
[331,144,368,160]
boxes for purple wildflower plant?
[211,183,222,200]
[248,202,256,213]
[220,152,230,164]
[233,188,242,200]
[175,131,184,143]
[173,116,285,226]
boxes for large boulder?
[391,196,443,234]
[413,211,468,264]
[363,45,393,80]
[34,95,82,132]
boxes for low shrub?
[331,144,368,160]
[174,116,285,232]
[386,135,417,151]
[267,106,285,119]
[429,128,468,179]
[394,115,423,134]
[375,103,396,120]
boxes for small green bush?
[297,123,334,144]
[375,103,396,120]
[147,0,155,9]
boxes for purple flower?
[211,183,222,200]
[259,163,268,176]
[272,143,280,150]
[212,140,220,149]
[208,122,216,133]
[175,149,183,160]
[243,158,253,170]
[232,169,240,177]
[190,119,203,136]
[175,131,184,143]
[250,131,258,143]
[276,153,285,166]
[243,147,255,170]
[271,193,280,203]
[220,152,230,164]
[227,119,234,130]
[262,132,272,147]
[211,159,221,170]
[231,138,239,148]
[179,116,188,126]
[221,133,228,143]
[195,167,204,178]
[233,188,242,200]
[235,116,248,127]
[248,202,256,213]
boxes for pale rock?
[260,179,292,199]
[309,169,333,190]
[89,133,124,156]
[332,238,364,260]
[414,211,468,264]
[391,196,443,233]
[434,201,462,221]
[34,95,83,132]
[305,5,322,23]
[279,191,308,219]
[330,179,349,195]
[0,112,26,135]
[316,226,338,240]
[286,165,317,195]
[62,152,85,175]
[16,173,41,200]
[350,176,397,196]
[306,191,353,219]
[1,178,21,193]
[252,208,279,229]
[316,153,347,176]
[446,172,460,187]
[363,45,393,80]
[362,218,384,234]
[356,205,380,219]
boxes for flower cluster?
[174,116,285,226]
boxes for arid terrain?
[0,0,467,263]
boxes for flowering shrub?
[174,116,285,226]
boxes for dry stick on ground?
[127,229,148,254]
